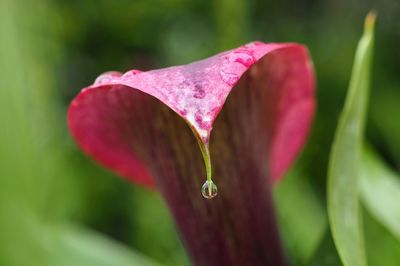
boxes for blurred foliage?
[1,0,400,265]
[274,169,327,265]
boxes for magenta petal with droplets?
[68,41,315,186]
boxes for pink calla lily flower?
[68,41,315,266]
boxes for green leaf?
[360,146,400,241]
[274,170,327,265]
[51,225,161,266]
[308,231,343,266]
[327,12,376,266]
[0,0,67,265]
[363,208,400,266]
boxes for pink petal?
[68,41,315,186]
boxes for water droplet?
[202,180,218,199]
[94,71,122,85]
[121,69,141,79]
[220,70,240,86]
[232,51,256,67]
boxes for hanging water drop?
[191,130,217,199]
[201,180,218,199]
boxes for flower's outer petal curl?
[68,42,315,186]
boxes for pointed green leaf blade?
[327,12,376,266]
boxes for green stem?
[196,138,212,183]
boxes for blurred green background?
[0,0,399,265]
